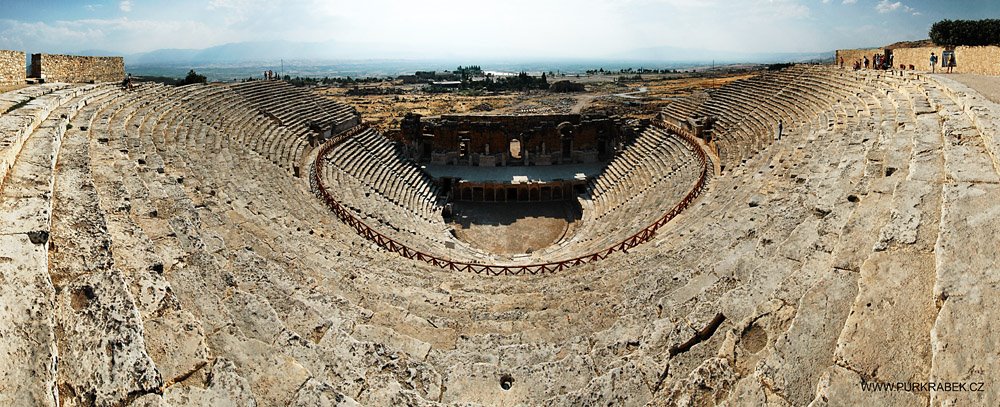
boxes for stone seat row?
[1,83,121,191]
[535,126,702,260]
[327,128,440,219]
[591,126,675,194]
[164,84,319,174]
[590,129,693,211]
[320,161,491,263]
[0,83,74,116]
[63,84,429,405]
[699,67,874,168]
[230,80,358,132]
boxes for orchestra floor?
[448,200,581,255]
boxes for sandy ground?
[0,84,27,94]
[450,201,579,255]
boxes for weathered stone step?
[0,86,83,192]
[39,87,167,406]
[931,181,1000,406]
[0,234,59,406]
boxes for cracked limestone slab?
[830,190,891,271]
[874,180,938,252]
[834,252,935,387]
[0,234,58,407]
[206,324,312,407]
[142,309,210,387]
[938,107,1000,184]
[755,267,858,405]
[931,182,1000,406]
[53,268,162,406]
[162,358,259,407]
[808,365,924,407]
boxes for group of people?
[929,52,958,73]
[872,53,892,70]
[263,70,278,80]
[840,51,957,74]
[841,53,893,71]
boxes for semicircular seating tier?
[314,122,707,267]
[659,65,872,171]
[2,66,998,406]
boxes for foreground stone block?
[0,234,58,407]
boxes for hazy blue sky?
[0,0,997,58]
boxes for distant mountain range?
[615,45,834,64]
[71,40,833,66]
[127,40,347,65]
[68,40,834,81]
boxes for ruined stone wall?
[888,46,947,71]
[422,114,604,154]
[953,46,1000,76]
[30,54,124,83]
[0,50,25,86]
[838,45,1000,75]
[835,48,882,66]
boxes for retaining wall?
[835,48,882,67]
[837,45,1000,75]
[30,54,124,83]
[953,46,1000,76]
[0,50,25,86]
[889,46,947,72]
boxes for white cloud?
[876,1,901,13]
[0,0,934,59]
[875,0,919,15]
[206,0,271,23]
[766,0,811,19]
[0,17,238,54]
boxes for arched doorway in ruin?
[558,122,575,160]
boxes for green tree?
[179,69,207,85]
[930,19,1000,46]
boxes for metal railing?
[312,123,710,275]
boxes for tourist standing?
[930,52,938,73]
[839,56,845,69]
[863,56,869,69]
[947,54,956,73]
[777,120,783,141]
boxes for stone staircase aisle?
[803,76,943,406]
[0,84,113,407]
[923,76,1000,407]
